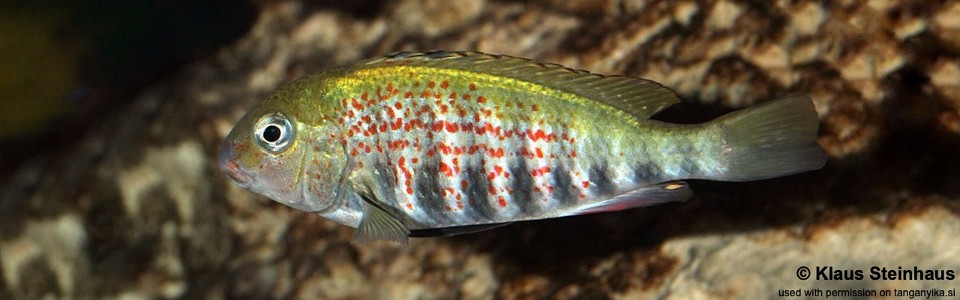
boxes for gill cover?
[300,136,351,213]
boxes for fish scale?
[336,73,606,227]
[219,51,827,244]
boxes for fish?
[218,51,827,245]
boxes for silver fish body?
[218,51,827,244]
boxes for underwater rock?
[1,0,958,299]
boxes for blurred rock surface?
[1,0,959,299]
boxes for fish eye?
[254,113,294,152]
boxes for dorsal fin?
[357,51,680,119]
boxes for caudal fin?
[713,95,827,181]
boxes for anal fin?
[565,181,692,216]
[408,222,512,238]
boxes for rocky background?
[2,0,959,299]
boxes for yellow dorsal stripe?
[352,51,680,119]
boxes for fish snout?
[219,142,253,188]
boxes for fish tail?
[711,95,827,181]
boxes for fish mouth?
[219,143,253,188]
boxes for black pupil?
[262,125,282,143]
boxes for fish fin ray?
[359,51,680,119]
[353,194,410,246]
[408,223,512,238]
[713,95,827,181]
[564,181,691,216]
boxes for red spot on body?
[535,148,544,158]
[582,181,590,188]
[488,186,497,195]
[406,187,414,195]
[531,105,539,111]
[406,203,414,210]
[440,162,453,177]
[352,98,364,110]
[570,151,577,158]
[477,96,487,103]
[412,157,419,164]
[481,123,494,135]
[441,80,449,89]
[445,121,458,133]
[428,81,436,88]
[469,83,477,91]
[461,180,469,189]
[458,123,472,133]
[492,148,504,158]
[386,107,396,118]
[531,166,551,177]
[498,196,507,207]
[404,91,413,99]
[438,142,453,155]
[528,129,546,141]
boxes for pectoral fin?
[354,195,410,246]
[565,181,692,216]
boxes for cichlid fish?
[219,51,827,244]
